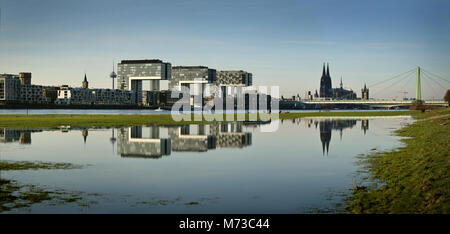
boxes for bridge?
[299,66,449,108]
[302,99,448,107]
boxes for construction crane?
[399,91,408,100]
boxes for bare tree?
[445,90,450,105]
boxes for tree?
[445,90,450,105]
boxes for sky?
[1,0,449,99]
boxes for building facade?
[57,86,133,105]
[216,70,252,97]
[19,72,32,85]
[0,74,21,103]
[20,84,44,104]
[117,59,172,104]
[169,66,216,90]
[170,66,217,108]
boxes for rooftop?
[172,66,210,69]
[120,59,164,64]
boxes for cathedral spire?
[340,77,343,89]
[322,63,326,77]
[326,63,330,77]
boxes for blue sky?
[1,0,449,99]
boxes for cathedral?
[319,63,356,100]
[320,63,332,98]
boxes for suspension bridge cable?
[397,73,416,98]
[421,68,450,83]
[367,68,416,88]
[370,70,415,97]
[421,75,439,99]
[372,73,413,97]
[422,72,448,90]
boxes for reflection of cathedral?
[361,119,369,135]
[305,119,369,155]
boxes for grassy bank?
[0,160,89,212]
[0,110,415,128]
[346,108,450,214]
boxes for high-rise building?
[169,66,217,108]
[117,59,172,104]
[216,70,252,97]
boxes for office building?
[117,59,172,104]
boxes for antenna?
[110,59,117,90]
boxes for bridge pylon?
[416,66,421,101]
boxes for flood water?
[0,108,405,115]
[0,116,413,213]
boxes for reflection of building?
[0,129,41,144]
[116,123,252,158]
[169,122,252,152]
[169,125,217,152]
[82,130,88,143]
[216,122,252,148]
[306,119,363,155]
[361,119,369,135]
[117,126,171,158]
[19,132,31,144]
[319,121,332,155]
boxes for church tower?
[320,63,332,98]
[82,74,89,89]
[361,84,369,100]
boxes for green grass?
[0,111,416,128]
[346,108,450,214]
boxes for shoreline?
[0,110,418,128]
[346,108,450,214]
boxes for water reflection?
[283,118,370,155]
[1,119,372,156]
[0,117,413,214]
[0,129,41,144]
[116,122,252,158]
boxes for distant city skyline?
[1,0,449,99]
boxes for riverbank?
[346,108,450,214]
[0,111,416,128]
